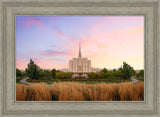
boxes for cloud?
[70,21,144,69]
[17,16,144,70]
[25,17,45,29]
[29,58,68,70]
[42,50,73,57]
[58,33,66,39]
[52,26,66,39]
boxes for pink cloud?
[16,60,28,70]
[31,58,68,70]
[42,50,73,57]
[25,17,45,29]
[53,31,66,39]
[18,16,144,70]
[71,21,144,69]
[59,33,66,39]
[52,26,66,39]
[33,58,54,69]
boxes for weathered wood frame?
[0,0,159,117]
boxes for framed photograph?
[0,0,159,117]
[16,15,145,101]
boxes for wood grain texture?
[0,0,159,116]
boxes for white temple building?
[69,43,91,78]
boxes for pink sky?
[16,16,144,70]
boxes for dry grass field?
[16,82,144,101]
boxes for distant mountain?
[55,68,142,73]
[91,67,102,72]
[91,68,117,72]
[60,67,102,72]
[60,68,69,72]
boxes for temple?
[69,43,91,78]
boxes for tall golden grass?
[16,82,144,101]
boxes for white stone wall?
[69,57,91,73]
[69,60,73,72]
[88,60,92,72]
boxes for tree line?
[88,62,144,80]
[16,59,72,80]
[16,59,144,80]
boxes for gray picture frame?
[0,0,159,116]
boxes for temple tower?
[69,43,91,78]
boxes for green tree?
[115,70,123,78]
[106,71,115,77]
[51,69,56,78]
[131,69,136,76]
[119,62,134,79]
[88,72,97,79]
[100,68,108,78]
[56,72,65,79]
[64,72,72,79]
[39,69,50,78]
[39,69,45,77]
[113,69,116,72]
[16,68,22,77]
[101,68,108,73]
[25,59,40,80]
[21,71,26,77]
[139,70,144,77]
[56,70,60,72]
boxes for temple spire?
[78,42,82,58]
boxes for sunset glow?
[16,16,144,70]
